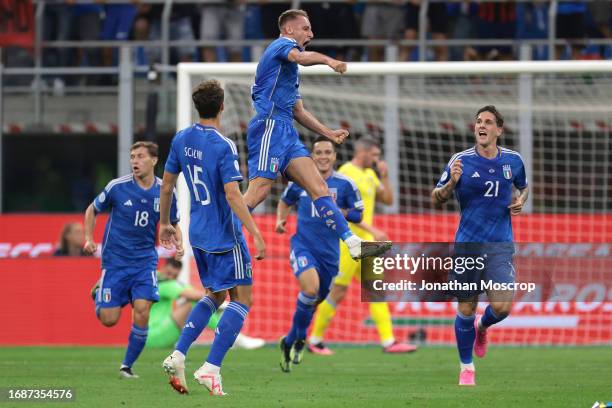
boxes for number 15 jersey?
[436,146,527,243]
[165,124,244,253]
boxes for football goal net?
[176,60,612,345]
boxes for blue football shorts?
[290,243,339,301]
[100,5,138,41]
[193,237,253,293]
[448,244,516,301]
[96,263,159,309]
[246,117,310,180]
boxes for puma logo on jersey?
[471,172,480,178]
[124,200,133,206]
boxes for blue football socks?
[481,305,508,328]
[122,324,148,368]
[455,312,476,364]
[175,296,218,356]
[206,301,249,367]
[313,196,353,241]
[285,292,317,346]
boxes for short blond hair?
[278,9,309,30]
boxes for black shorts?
[302,3,359,40]
[477,20,515,56]
[556,13,586,39]
[405,2,448,34]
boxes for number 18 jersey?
[93,175,179,269]
[165,124,244,253]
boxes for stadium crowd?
[39,0,610,70]
[2,1,607,89]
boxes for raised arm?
[224,181,266,260]
[293,99,348,144]
[374,161,393,206]
[287,48,347,72]
[431,159,463,206]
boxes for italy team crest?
[154,197,160,212]
[270,157,280,173]
[298,256,308,268]
[503,164,512,179]
[329,188,337,202]
[103,288,111,303]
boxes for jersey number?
[310,203,319,218]
[484,181,499,197]
[187,164,211,206]
[134,210,149,227]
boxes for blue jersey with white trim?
[436,146,528,243]
[251,37,301,123]
[165,124,244,253]
[282,172,363,263]
[93,175,179,268]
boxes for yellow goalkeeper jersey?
[338,162,380,239]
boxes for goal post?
[175,60,612,345]
[177,59,612,213]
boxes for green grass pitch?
[0,346,609,407]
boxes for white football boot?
[193,366,226,396]
[162,352,188,394]
[345,235,393,260]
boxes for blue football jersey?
[93,175,180,268]
[251,37,302,123]
[165,124,244,253]
[437,146,528,243]
[282,172,364,262]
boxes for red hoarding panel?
[0,258,131,345]
[0,214,108,258]
[1,214,611,345]
[1,213,610,258]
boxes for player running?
[309,137,417,354]
[158,79,265,396]
[431,105,529,386]
[245,8,390,260]
[275,136,363,372]
[84,141,182,379]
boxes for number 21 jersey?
[436,146,527,243]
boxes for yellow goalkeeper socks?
[369,302,395,346]
[310,298,337,341]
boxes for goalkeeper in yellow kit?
[308,137,418,354]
